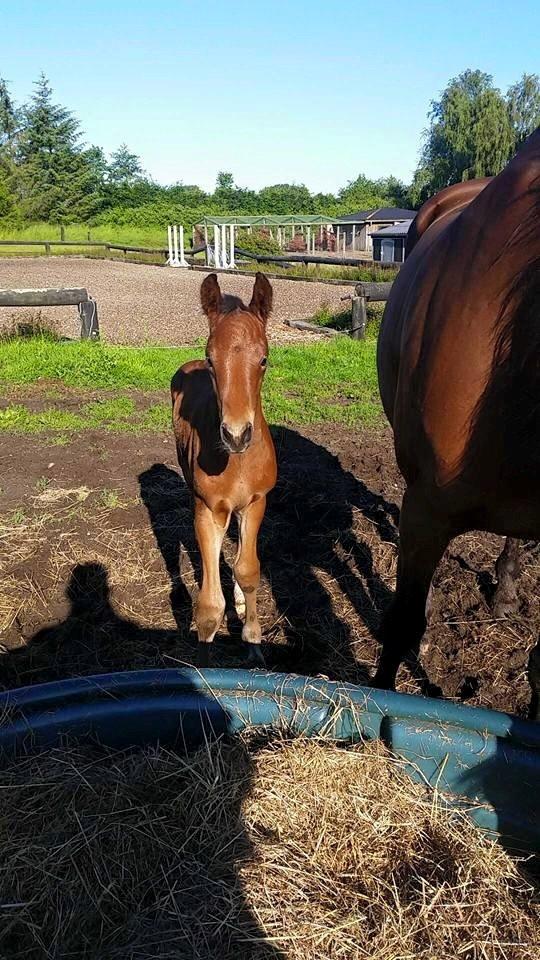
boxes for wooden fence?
[0,239,169,257]
[234,246,399,270]
[285,280,393,340]
[0,239,207,259]
[0,287,99,339]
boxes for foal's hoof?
[245,643,266,668]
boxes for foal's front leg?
[194,498,228,666]
[235,497,266,667]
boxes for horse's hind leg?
[528,638,540,722]
[235,497,267,667]
[493,537,521,619]
[372,487,450,690]
[194,498,228,666]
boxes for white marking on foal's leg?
[193,499,228,663]
[235,498,267,667]
[234,578,246,618]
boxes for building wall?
[372,236,405,263]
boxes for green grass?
[0,336,381,432]
[312,301,385,337]
[0,222,168,247]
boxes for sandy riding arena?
[0,258,351,345]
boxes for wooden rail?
[339,281,394,340]
[0,239,205,259]
[0,287,99,339]
[234,246,399,270]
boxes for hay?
[0,736,537,959]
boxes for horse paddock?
[0,257,352,344]
[1,416,538,717]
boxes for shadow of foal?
[0,564,287,958]
[139,427,409,685]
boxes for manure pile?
[0,736,538,959]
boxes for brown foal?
[171,272,277,666]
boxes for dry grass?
[0,309,60,341]
[0,736,537,959]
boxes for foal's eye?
[260,356,268,368]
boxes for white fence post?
[220,224,228,268]
[167,225,188,267]
[229,224,236,269]
[167,225,176,265]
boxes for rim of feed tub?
[0,668,538,853]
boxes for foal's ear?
[249,272,273,326]
[200,273,222,323]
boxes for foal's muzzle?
[220,421,253,454]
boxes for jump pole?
[167,225,176,265]
[229,225,236,269]
[214,224,221,268]
[220,224,229,269]
[167,225,188,267]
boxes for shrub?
[234,228,281,256]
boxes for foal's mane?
[220,294,249,315]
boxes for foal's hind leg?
[194,498,228,666]
[493,537,521,619]
[235,497,267,667]
[372,487,450,691]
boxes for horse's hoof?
[197,643,212,668]
[245,644,266,668]
[492,598,518,620]
[370,671,395,691]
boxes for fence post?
[79,298,100,340]
[60,225,65,241]
[44,242,51,255]
[351,295,367,340]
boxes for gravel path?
[0,258,352,345]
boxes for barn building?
[371,219,413,263]
[336,207,416,254]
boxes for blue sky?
[2,1,539,192]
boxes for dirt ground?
[0,257,348,344]
[1,415,538,717]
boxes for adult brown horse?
[374,129,540,719]
[171,272,276,666]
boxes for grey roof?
[339,207,416,223]
[370,220,413,238]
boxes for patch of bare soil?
[0,422,538,716]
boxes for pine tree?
[0,77,19,217]
[108,144,145,186]
[16,74,103,221]
[0,77,18,147]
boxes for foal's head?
[200,272,273,454]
